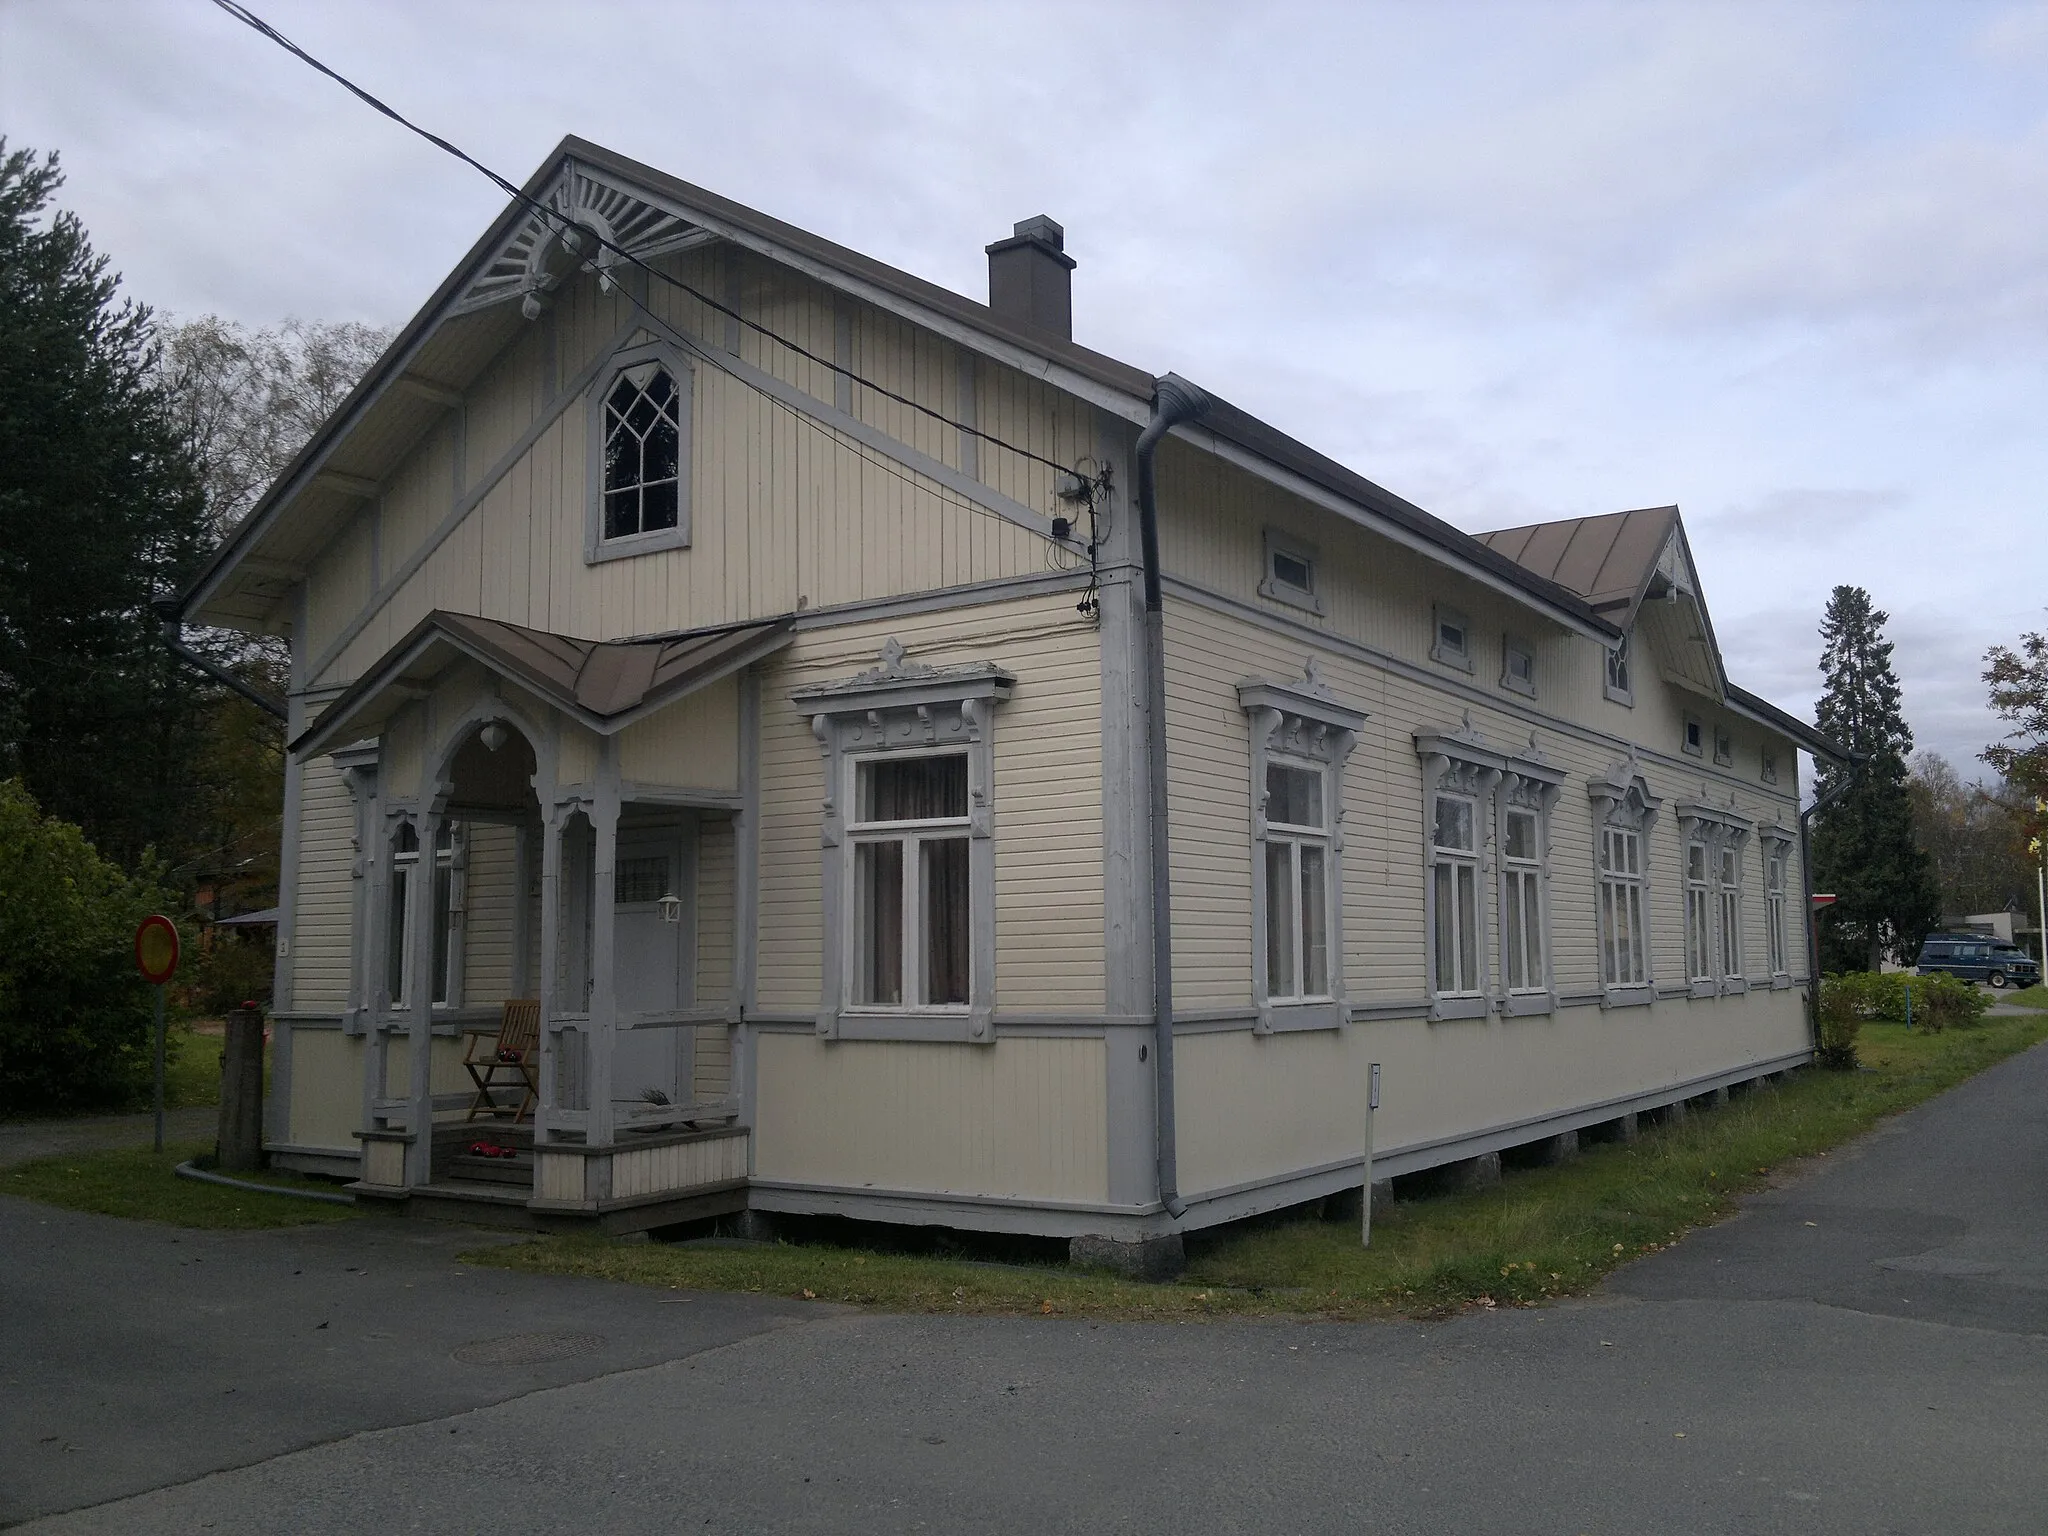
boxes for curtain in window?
[923,837,970,1005]
[861,755,967,823]
[854,841,903,1005]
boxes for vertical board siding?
[310,247,1088,695]
[753,1034,1108,1201]
[617,678,739,789]
[1176,1029,1371,1196]
[286,1029,362,1150]
[610,1130,750,1200]
[290,759,357,1012]
[460,822,517,1004]
[754,595,1105,1015]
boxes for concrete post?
[216,1007,265,1172]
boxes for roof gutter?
[1136,372,1213,1221]
[152,598,288,723]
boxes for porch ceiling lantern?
[657,891,684,925]
[793,637,1015,1045]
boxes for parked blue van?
[1915,932,2041,990]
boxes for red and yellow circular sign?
[134,914,180,984]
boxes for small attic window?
[1761,749,1779,785]
[1501,636,1536,698]
[1713,726,1733,767]
[587,343,694,565]
[1431,604,1472,672]
[1605,634,1633,704]
[1683,715,1704,757]
[1259,529,1323,615]
[604,364,682,540]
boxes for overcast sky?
[6,0,2045,777]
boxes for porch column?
[587,743,622,1147]
[535,802,566,1142]
[404,808,443,1186]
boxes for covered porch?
[298,609,789,1230]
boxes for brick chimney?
[986,215,1075,339]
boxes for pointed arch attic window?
[586,342,694,563]
[605,364,681,539]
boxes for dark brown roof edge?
[1725,682,1847,763]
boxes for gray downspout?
[1134,373,1212,1219]
[152,598,289,722]
[1798,754,1862,1049]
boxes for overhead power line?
[209,0,1091,482]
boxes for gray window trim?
[1760,748,1780,785]
[1240,664,1365,1035]
[1682,713,1705,758]
[1588,753,1661,1005]
[1258,528,1325,616]
[1760,820,1795,983]
[585,338,695,565]
[1416,717,1565,1022]
[1604,633,1634,706]
[1676,795,1755,997]
[1713,726,1734,767]
[1500,634,1537,698]
[1495,767,1560,1017]
[1430,603,1474,673]
[794,639,1013,1044]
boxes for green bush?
[180,931,275,1016]
[1815,978,1863,1069]
[1818,970,1990,1034]
[0,779,172,1111]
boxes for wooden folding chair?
[463,999,541,1123]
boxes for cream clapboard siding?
[752,1033,1108,1201]
[1176,1029,1370,1196]
[286,1028,362,1151]
[755,593,1105,1015]
[460,821,518,1004]
[306,245,1098,693]
[290,759,357,1012]
[694,815,735,1101]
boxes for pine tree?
[0,143,213,869]
[1810,586,1942,970]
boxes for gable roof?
[1474,507,1679,626]
[292,611,793,757]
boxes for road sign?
[135,914,179,984]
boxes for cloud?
[1697,487,1905,543]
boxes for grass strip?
[4,1141,358,1230]
[469,1015,2048,1320]
[2004,984,2047,1011]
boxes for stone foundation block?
[1069,1233,1186,1281]
[1528,1131,1580,1166]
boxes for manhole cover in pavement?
[452,1331,608,1366]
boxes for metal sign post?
[134,916,180,1153]
[1362,1061,1381,1248]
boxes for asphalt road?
[9,1039,2048,1535]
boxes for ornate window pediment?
[1238,660,1366,1034]
[1588,751,1661,832]
[794,639,1013,1044]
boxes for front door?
[611,830,690,1109]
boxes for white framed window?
[1418,723,1563,1020]
[1501,636,1536,698]
[1718,842,1743,979]
[386,818,463,1008]
[1604,634,1633,704]
[797,639,1012,1042]
[1263,761,1332,1002]
[847,752,971,1010]
[1761,749,1779,785]
[1599,825,1648,989]
[1242,666,1364,1032]
[1258,529,1324,615]
[1501,807,1544,993]
[1713,726,1734,767]
[1431,604,1473,672]
[1685,838,1713,987]
[1589,756,1660,1004]
[1431,792,1482,999]
[585,341,694,564]
[1764,836,1791,979]
[1683,715,1705,757]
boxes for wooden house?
[176,138,1840,1271]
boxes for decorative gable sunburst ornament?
[454,164,703,318]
